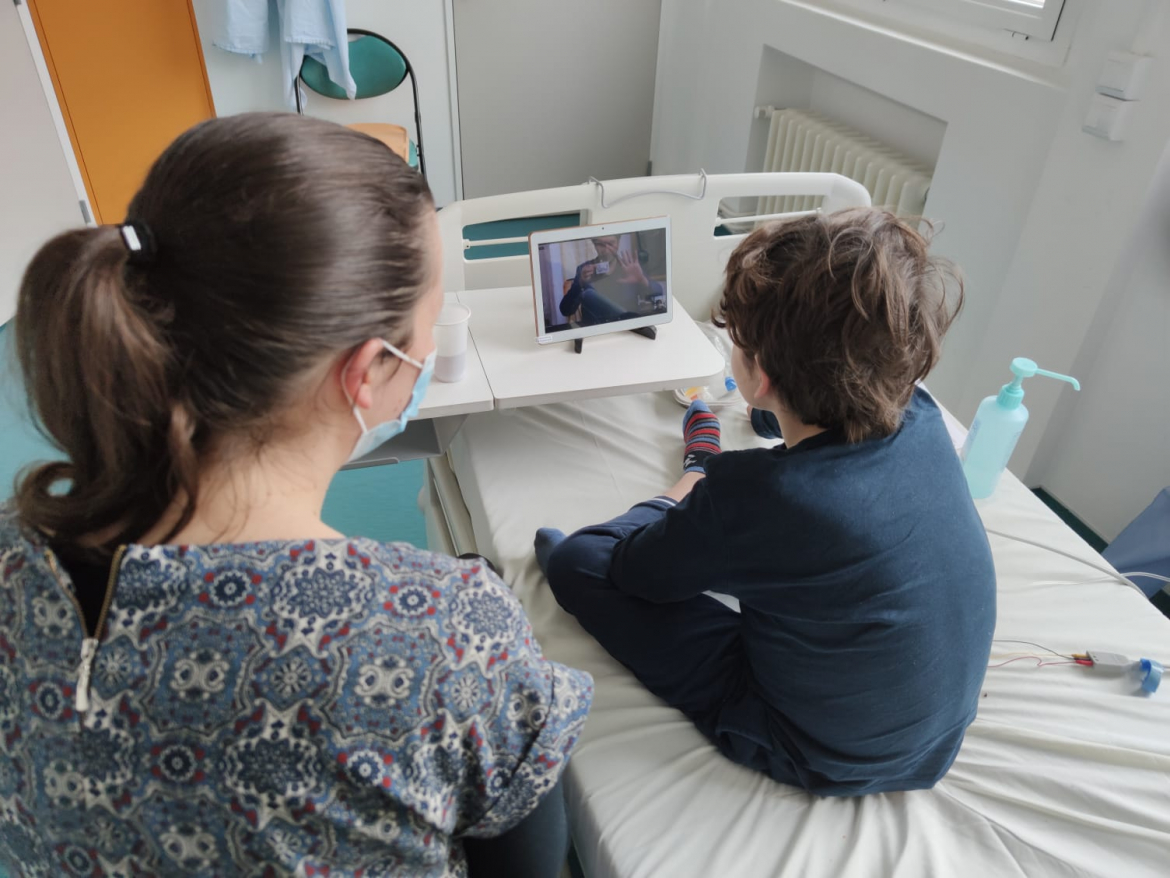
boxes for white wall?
[1037,141,1170,540]
[955,1,1170,487]
[452,0,662,198]
[0,5,84,324]
[190,0,460,206]
[652,0,1170,537]
[652,0,1065,427]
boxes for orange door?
[28,0,215,223]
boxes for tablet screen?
[534,228,669,336]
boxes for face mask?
[345,342,435,464]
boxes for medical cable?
[1121,571,1170,585]
[991,639,1071,658]
[986,655,1081,669]
[981,526,1145,596]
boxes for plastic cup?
[434,302,471,383]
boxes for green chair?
[297,29,425,176]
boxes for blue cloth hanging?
[214,0,356,109]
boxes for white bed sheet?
[445,392,1170,878]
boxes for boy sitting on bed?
[533,208,996,796]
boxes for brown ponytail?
[13,112,434,557]
[14,226,188,551]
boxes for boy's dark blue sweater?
[608,389,996,795]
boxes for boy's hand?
[663,471,705,503]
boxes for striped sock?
[683,400,721,474]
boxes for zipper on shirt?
[48,544,126,714]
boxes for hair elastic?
[119,220,157,265]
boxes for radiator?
[756,108,932,219]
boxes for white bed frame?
[423,171,872,553]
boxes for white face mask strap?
[381,340,425,371]
[351,407,371,433]
[342,340,424,406]
[343,340,429,444]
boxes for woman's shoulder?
[0,501,34,546]
[356,538,486,580]
[0,503,17,550]
[0,502,52,574]
[162,536,483,586]
[348,539,516,607]
[173,536,508,609]
[169,537,533,664]
[352,540,535,656]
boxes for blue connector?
[1139,658,1163,694]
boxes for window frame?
[895,0,1067,41]
[813,0,1083,67]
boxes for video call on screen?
[537,229,668,334]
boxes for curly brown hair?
[714,208,963,443]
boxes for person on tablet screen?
[560,235,665,326]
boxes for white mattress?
[442,392,1170,878]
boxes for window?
[897,0,1067,41]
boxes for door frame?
[18,0,216,225]
[442,0,464,202]
[14,0,93,225]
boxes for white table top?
[458,286,725,410]
[416,294,495,419]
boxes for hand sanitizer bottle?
[960,358,1080,499]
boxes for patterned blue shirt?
[0,506,592,876]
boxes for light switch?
[1082,93,1134,142]
[1097,50,1152,101]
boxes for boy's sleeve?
[750,407,784,440]
[608,476,729,603]
[449,567,593,838]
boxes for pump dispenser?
[960,358,1080,499]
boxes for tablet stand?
[573,325,657,353]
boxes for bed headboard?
[436,172,871,318]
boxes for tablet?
[529,217,672,345]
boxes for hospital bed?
[421,173,1170,877]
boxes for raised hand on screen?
[617,250,648,286]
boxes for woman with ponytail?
[1,113,590,877]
